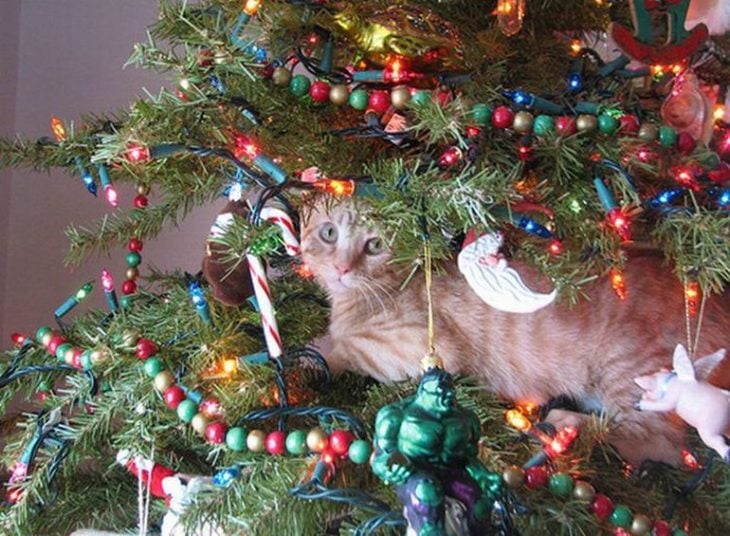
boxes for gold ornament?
[191,413,209,434]
[247,430,267,452]
[272,67,292,87]
[390,85,411,109]
[153,370,175,392]
[573,481,596,502]
[638,123,658,142]
[306,427,329,453]
[502,465,525,488]
[630,514,652,536]
[512,111,534,134]
[126,267,139,280]
[136,184,150,196]
[576,114,597,132]
[329,84,350,105]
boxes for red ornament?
[368,91,390,114]
[556,116,577,136]
[491,106,514,129]
[677,132,696,154]
[265,431,286,455]
[121,279,137,295]
[128,238,144,252]
[205,422,228,444]
[135,338,158,360]
[618,114,640,135]
[309,81,331,103]
[524,466,549,489]
[134,195,149,209]
[589,493,614,520]
[653,520,672,536]
[126,144,150,163]
[72,348,83,369]
[163,386,186,409]
[47,335,66,355]
[121,455,175,499]
[328,429,354,456]
[260,63,275,79]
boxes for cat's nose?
[335,264,351,276]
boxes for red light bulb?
[545,426,579,457]
[232,133,261,159]
[126,144,150,162]
[607,208,631,241]
[438,146,463,168]
[10,332,28,347]
[547,239,563,256]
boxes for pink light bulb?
[101,269,114,292]
[105,185,119,207]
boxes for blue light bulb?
[513,90,529,105]
[568,73,583,91]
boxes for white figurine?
[634,344,730,462]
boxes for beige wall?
[1,1,224,347]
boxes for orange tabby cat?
[300,199,729,466]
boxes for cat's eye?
[365,237,384,255]
[319,223,338,243]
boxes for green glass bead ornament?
[533,115,555,135]
[348,439,372,464]
[471,104,492,126]
[80,350,93,371]
[55,343,73,362]
[36,326,52,343]
[125,252,141,268]
[120,295,134,308]
[609,505,633,528]
[38,380,52,392]
[285,430,308,455]
[672,530,688,536]
[349,88,369,110]
[411,90,431,107]
[177,399,198,423]
[143,356,163,378]
[598,114,619,135]
[226,427,247,452]
[549,473,574,497]
[289,74,311,97]
[659,126,678,147]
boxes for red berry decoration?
[133,194,149,209]
[677,132,697,154]
[556,116,577,136]
[121,279,137,295]
[205,422,228,444]
[47,335,66,355]
[491,106,514,129]
[309,80,331,103]
[135,338,158,360]
[653,520,672,536]
[619,114,640,135]
[368,91,390,114]
[589,493,614,520]
[163,386,186,409]
[265,431,286,455]
[128,238,144,252]
[524,466,549,490]
[328,429,354,456]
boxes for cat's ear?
[672,344,696,382]
[634,375,657,391]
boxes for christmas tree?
[1,0,730,534]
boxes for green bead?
[285,430,308,455]
[55,343,73,362]
[672,531,688,536]
[598,114,619,135]
[548,473,573,497]
[120,295,134,308]
[36,326,52,342]
[38,380,52,392]
[471,104,492,126]
[348,439,372,464]
[177,399,198,423]
[100,380,112,393]
[125,252,141,268]
[226,427,247,452]
[411,90,431,107]
[659,126,677,148]
[80,350,93,371]
[348,88,369,110]
[609,505,633,528]
[143,356,163,378]
[289,74,310,97]
[533,115,555,135]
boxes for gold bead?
[41,332,53,347]
[90,349,106,365]
[390,85,411,110]
[638,123,657,142]
[502,466,525,488]
[512,111,534,134]
[121,329,140,347]
[191,413,209,435]
[214,48,230,65]
[306,427,329,453]
[247,430,267,452]
[576,114,597,132]
[573,481,596,501]
[329,84,349,106]
[64,348,75,365]
[153,370,175,392]
[630,514,652,535]
[126,267,140,280]
[272,67,291,87]
[136,184,150,196]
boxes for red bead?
[260,63,275,79]
[135,338,158,360]
[47,335,66,355]
[205,422,228,444]
[524,466,549,489]
[121,279,137,295]
[436,89,452,107]
[328,429,354,456]
[128,238,144,252]
[133,195,148,209]
[556,116,577,136]
[589,493,614,520]
[163,386,186,409]
[368,91,390,114]
[677,132,696,154]
[309,81,331,103]
[653,520,672,536]
[265,431,286,455]
[619,115,640,135]
[72,348,83,369]
[491,106,514,129]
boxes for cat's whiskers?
[357,278,387,316]
[364,276,398,311]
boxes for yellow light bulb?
[505,409,531,431]
[222,358,238,376]
[243,0,260,16]
[713,104,725,122]
[50,116,66,142]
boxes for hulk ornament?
[371,368,504,535]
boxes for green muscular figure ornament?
[371,368,503,536]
